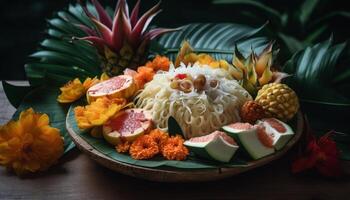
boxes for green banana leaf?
[155,23,269,61]
[66,103,247,169]
[11,87,75,154]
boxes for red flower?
[292,131,342,177]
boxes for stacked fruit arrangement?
[57,37,300,163]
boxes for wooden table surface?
[1,82,350,200]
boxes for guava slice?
[257,118,295,150]
[87,75,136,103]
[102,109,153,145]
[184,131,239,163]
[222,123,275,160]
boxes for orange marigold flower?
[149,129,169,149]
[150,55,170,71]
[0,108,64,175]
[161,135,189,161]
[134,66,155,89]
[129,135,159,160]
[116,140,131,153]
[74,97,126,129]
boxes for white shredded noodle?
[135,63,252,138]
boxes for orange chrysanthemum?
[74,97,126,129]
[57,78,85,103]
[116,140,131,153]
[57,77,100,103]
[161,135,189,161]
[149,129,169,149]
[148,55,170,71]
[0,108,64,175]
[129,135,159,160]
[133,56,170,89]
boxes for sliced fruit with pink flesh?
[102,109,153,145]
[222,122,274,160]
[184,131,239,163]
[257,118,294,150]
[87,75,136,103]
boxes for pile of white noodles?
[135,63,252,138]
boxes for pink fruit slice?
[87,75,136,103]
[103,109,153,145]
[189,131,237,145]
[228,122,253,130]
[257,125,274,148]
[262,118,287,133]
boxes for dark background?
[1,0,349,80]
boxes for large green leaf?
[283,38,350,136]
[155,23,269,61]
[283,38,350,106]
[12,87,75,154]
[25,3,102,87]
[66,104,246,169]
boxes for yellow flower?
[74,97,127,129]
[57,77,100,103]
[0,108,64,175]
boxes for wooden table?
[1,82,349,200]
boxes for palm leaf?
[25,3,102,87]
[155,23,269,61]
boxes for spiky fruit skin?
[255,83,299,121]
[240,101,266,124]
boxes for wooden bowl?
[66,112,304,182]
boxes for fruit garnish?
[175,73,188,79]
[103,108,153,145]
[87,75,136,103]
[255,83,299,121]
[77,0,179,75]
[240,100,265,124]
[193,74,206,91]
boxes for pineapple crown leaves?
[232,42,284,85]
[77,0,180,53]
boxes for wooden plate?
[66,112,304,182]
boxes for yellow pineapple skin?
[255,83,299,121]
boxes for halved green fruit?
[257,118,295,150]
[184,131,239,163]
[222,123,275,160]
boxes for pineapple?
[255,83,299,121]
[77,0,178,76]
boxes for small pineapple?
[77,0,178,76]
[240,100,266,124]
[255,83,299,121]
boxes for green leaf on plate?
[66,104,247,169]
[12,87,75,154]
[155,23,269,61]
[2,81,33,108]
[168,117,184,137]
